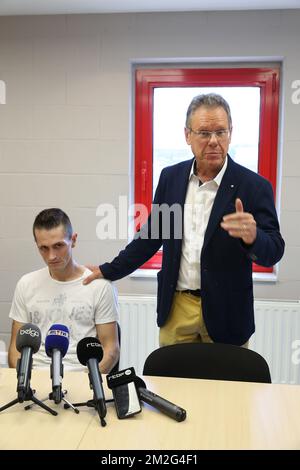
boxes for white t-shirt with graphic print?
[9,267,119,369]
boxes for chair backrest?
[109,323,121,375]
[143,343,271,383]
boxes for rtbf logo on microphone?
[20,327,40,338]
[109,368,133,381]
[87,342,102,348]
[107,367,136,390]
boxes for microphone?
[107,367,141,419]
[45,324,69,404]
[77,337,107,425]
[16,323,41,402]
[134,376,186,422]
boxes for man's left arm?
[96,322,120,374]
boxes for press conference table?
[1,368,300,450]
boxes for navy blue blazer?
[100,156,285,345]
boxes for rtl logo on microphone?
[48,329,69,338]
[20,328,40,337]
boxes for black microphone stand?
[0,388,57,416]
[51,387,79,413]
[0,362,57,416]
[24,386,79,414]
[24,362,79,414]
[64,371,111,426]
[64,397,111,427]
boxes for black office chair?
[143,343,271,383]
[109,323,121,375]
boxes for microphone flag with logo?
[45,324,69,404]
[77,337,107,425]
[106,367,141,418]
[0,323,57,416]
[16,323,41,401]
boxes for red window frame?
[135,67,280,273]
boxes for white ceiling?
[0,0,300,16]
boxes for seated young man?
[8,208,119,373]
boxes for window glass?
[153,87,260,193]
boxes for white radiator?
[118,296,159,375]
[251,300,300,384]
[118,296,300,384]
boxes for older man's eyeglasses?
[188,128,230,141]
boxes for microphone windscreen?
[16,323,41,354]
[133,376,147,390]
[45,324,70,357]
[77,337,103,366]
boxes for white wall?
[0,10,300,348]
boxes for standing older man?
[85,93,284,347]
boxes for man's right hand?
[83,265,104,285]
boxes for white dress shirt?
[176,157,228,291]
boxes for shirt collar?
[190,156,228,187]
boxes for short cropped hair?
[33,208,73,241]
[185,93,232,129]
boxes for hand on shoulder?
[83,265,104,285]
